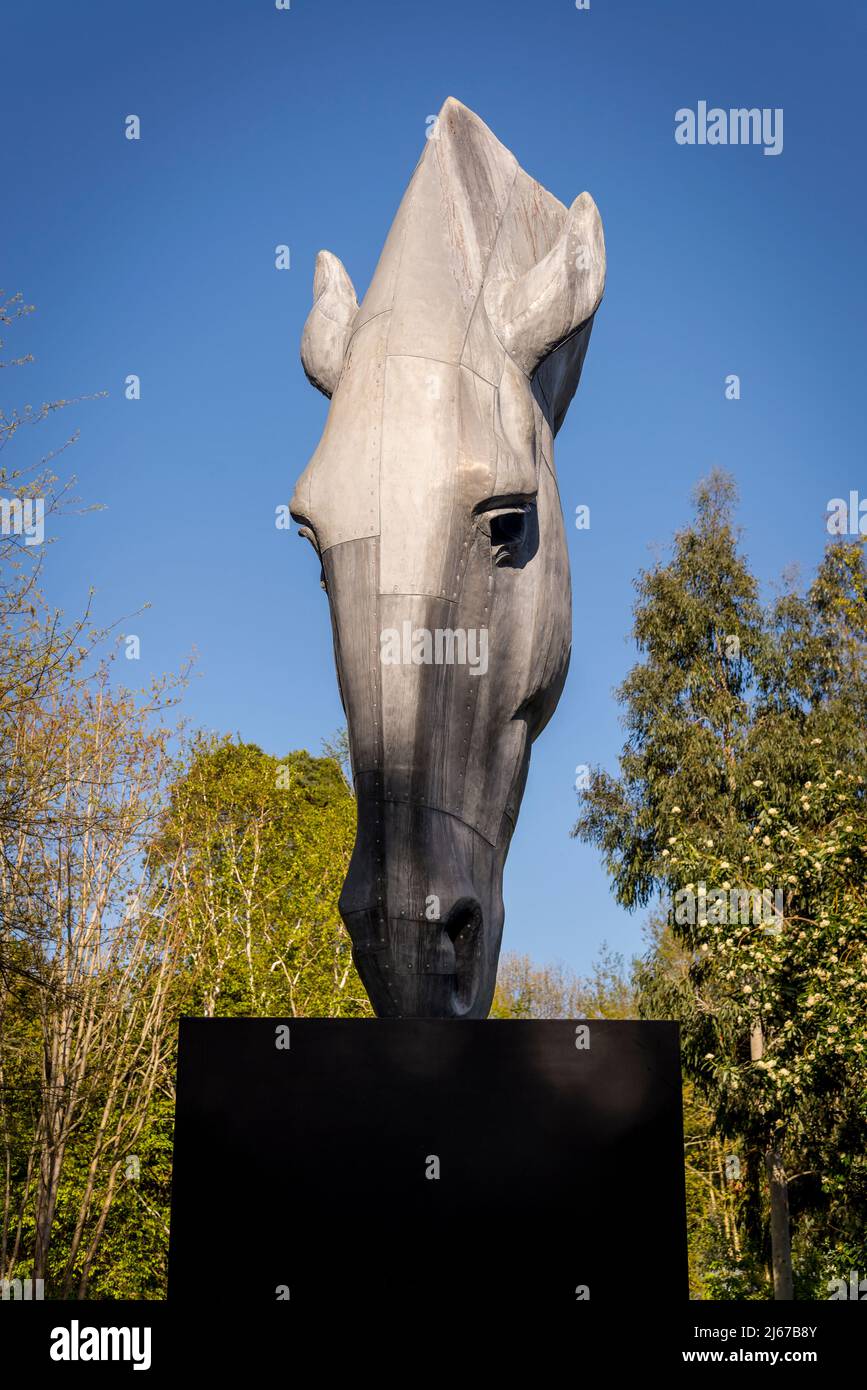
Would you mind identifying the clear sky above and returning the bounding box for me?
[3,0,864,974]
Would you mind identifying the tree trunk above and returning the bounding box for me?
[750,1020,794,1299]
[765,1148,794,1299]
[33,1143,63,1284]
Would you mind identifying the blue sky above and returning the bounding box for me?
[3,0,864,974]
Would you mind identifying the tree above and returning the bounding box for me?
[148,735,370,1020]
[0,294,371,1299]
[491,944,637,1019]
[321,726,353,793]
[0,293,188,1295]
[574,470,867,1298]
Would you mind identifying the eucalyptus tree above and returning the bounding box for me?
[574,471,867,1298]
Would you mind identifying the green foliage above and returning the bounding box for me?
[575,470,867,1295]
[18,1093,176,1301]
[150,734,371,1019]
[1,296,373,1299]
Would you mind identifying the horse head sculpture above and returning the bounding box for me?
[291,97,605,1018]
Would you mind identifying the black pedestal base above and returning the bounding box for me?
[168,1018,688,1306]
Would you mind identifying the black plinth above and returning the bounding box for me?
[168,1018,688,1306]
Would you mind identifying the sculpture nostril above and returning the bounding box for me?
[444,900,480,945]
[442,900,483,1014]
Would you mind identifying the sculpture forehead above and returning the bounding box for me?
[299,341,548,593]
[291,99,566,575]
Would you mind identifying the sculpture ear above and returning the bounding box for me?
[300,250,359,398]
[483,192,605,378]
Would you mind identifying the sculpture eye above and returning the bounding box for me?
[489,510,527,548]
[480,499,535,566]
